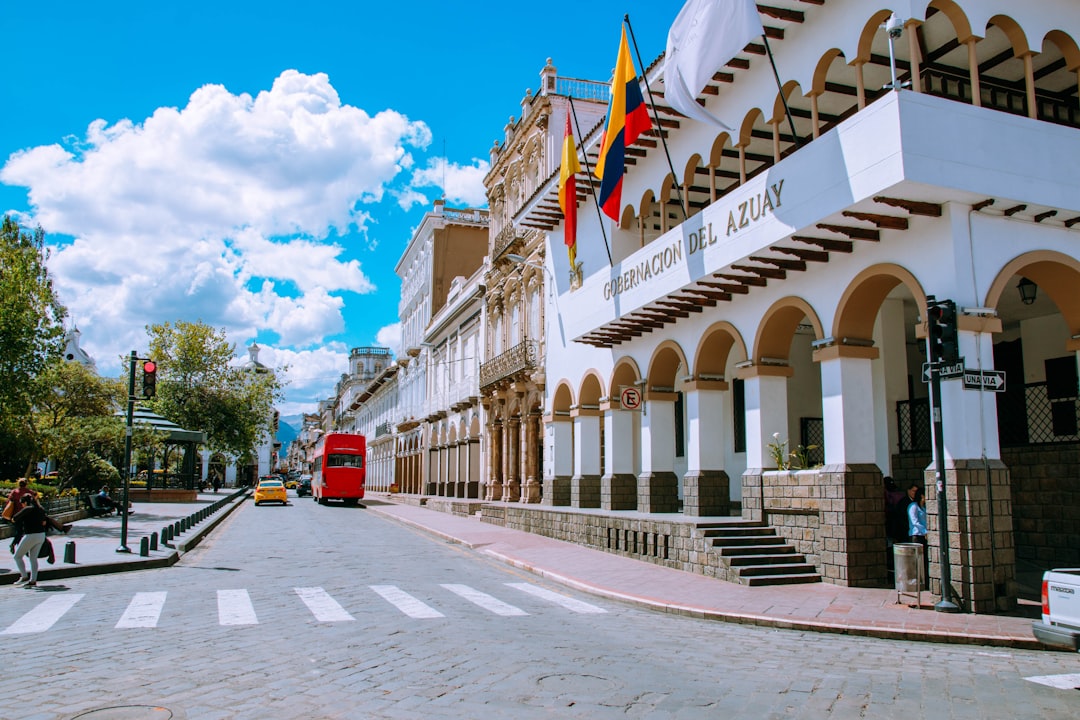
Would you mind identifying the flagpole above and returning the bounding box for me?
[762,35,801,148]
[567,96,613,266]
[624,13,687,222]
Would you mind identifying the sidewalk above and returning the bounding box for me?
[362,497,1052,652]
[0,489,248,583]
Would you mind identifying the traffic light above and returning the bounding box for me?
[142,360,157,398]
[928,300,959,365]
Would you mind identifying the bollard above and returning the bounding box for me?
[173,521,181,536]
[139,536,149,557]
[162,526,172,544]
[150,532,158,551]
[64,541,76,564]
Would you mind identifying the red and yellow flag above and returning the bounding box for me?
[558,113,581,269]
[595,25,652,221]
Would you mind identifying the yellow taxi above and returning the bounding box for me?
[253,477,288,506]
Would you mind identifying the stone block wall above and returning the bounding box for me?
[741,466,886,587]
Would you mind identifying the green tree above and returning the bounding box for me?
[31,360,135,491]
[146,321,286,459]
[0,216,67,475]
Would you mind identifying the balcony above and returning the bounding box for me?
[493,224,522,260]
[480,341,537,391]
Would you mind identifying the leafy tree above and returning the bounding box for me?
[30,360,136,491]
[0,216,67,457]
[146,320,286,459]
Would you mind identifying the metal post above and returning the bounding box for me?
[927,297,960,612]
[118,351,136,553]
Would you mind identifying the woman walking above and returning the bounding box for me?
[10,494,69,588]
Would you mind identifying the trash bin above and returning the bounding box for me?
[894,542,923,605]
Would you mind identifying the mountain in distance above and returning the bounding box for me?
[277,415,301,446]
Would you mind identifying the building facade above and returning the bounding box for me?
[481,60,608,504]
[394,200,490,495]
[519,0,1080,612]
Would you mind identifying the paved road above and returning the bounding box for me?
[2,493,1078,719]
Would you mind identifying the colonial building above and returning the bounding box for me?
[351,357,399,493]
[480,60,608,504]
[514,0,1080,613]
[421,267,486,499]
[394,199,489,495]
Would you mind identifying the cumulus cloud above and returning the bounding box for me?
[410,157,490,207]
[375,323,402,356]
[1,69,428,393]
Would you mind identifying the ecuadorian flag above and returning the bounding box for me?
[595,25,652,221]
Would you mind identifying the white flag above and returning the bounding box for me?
[664,0,765,129]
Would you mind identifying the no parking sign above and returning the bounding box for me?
[619,386,642,410]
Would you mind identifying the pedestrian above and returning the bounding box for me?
[10,494,70,588]
[907,484,929,586]
[2,479,37,522]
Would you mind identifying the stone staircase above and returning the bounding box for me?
[697,521,822,586]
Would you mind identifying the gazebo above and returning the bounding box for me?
[117,406,207,500]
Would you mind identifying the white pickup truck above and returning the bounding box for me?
[1033,569,1080,651]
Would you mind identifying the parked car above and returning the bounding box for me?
[296,477,312,497]
[253,477,288,506]
[1033,568,1080,650]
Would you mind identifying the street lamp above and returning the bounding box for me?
[1017,277,1037,305]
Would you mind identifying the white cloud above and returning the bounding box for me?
[1,70,429,403]
[375,323,402,356]
[410,157,490,207]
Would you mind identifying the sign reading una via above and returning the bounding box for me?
[921,359,965,383]
[962,369,1006,392]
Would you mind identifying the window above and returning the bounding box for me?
[733,379,746,453]
[674,392,685,458]
[327,453,364,469]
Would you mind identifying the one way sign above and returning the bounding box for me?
[962,369,1006,392]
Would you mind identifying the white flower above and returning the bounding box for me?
[772,433,781,440]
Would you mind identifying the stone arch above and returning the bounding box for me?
[551,380,574,415]
[694,321,748,378]
[469,413,480,438]
[754,297,825,361]
[738,108,765,148]
[1045,29,1080,71]
[709,132,733,167]
[579,371,604,406]
[771,79,803,125]
[855,10,895,63]
[811,49,845,96]
[986,14,1030,56]
[834,264,928,341]
[985,251,1080,339]
[646,340,689,390]
[609,357,643,399]
[927,0,977,43]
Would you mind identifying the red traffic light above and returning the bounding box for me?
[143,361,156,374]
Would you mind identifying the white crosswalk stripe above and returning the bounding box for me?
[217,589,258,625]
[295,587,354,622]
[370,585,445,618]
[116,591,167,628]
[441,583,528,616]
[2,594,85,635]
[505,582,607,613]
[0,583,608,633]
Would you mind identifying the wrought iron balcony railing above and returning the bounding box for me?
[480,341,536,390]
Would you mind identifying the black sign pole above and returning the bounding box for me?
[926,298,960,612]
[117,350,135,553]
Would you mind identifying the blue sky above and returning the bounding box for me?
[2,1,679,416]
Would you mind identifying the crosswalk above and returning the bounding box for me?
[1,582,607,634]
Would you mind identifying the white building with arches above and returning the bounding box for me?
[517,0,1080,612]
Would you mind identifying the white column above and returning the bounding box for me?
[573,413,601,476]
[685,386,726,474]
[742,370,790,469]
[604,408,635,475]
[820,355,878,465]
[551,419,573,477]
[641,398,675,474]
[941,330,1001,461]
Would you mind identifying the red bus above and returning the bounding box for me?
[312,433,366,505]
